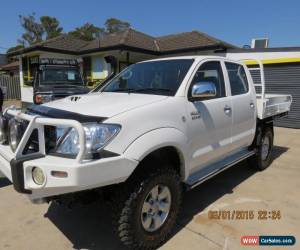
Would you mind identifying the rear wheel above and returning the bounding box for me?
[249,127,274,170]
[111,167,182,250]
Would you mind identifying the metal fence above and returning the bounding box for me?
[0,75,21,100]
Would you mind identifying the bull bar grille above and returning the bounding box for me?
[4,109,86,163]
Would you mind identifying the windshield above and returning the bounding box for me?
[39,67,83,86]
[102,59,194,96]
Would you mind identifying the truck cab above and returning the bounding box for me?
[23,58,89,106]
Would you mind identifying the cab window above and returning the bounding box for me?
[225,62,249,95]
[189,61,226,99]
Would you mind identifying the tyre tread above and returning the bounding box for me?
[111,167,182,250]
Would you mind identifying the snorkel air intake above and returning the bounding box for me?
[92,56,118,92]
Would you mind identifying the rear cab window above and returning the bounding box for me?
[225,62,249,96]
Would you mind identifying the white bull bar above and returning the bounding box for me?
[6,109,86,163]
[1,108,138,201]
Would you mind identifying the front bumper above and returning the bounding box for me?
[0,109,138,202]
[0,143,138,201]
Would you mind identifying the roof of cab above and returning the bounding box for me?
[138,55,227,63]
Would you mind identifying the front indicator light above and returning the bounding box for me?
[51,171,68,178]
[32,167,45,185]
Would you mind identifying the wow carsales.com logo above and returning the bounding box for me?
[241,236,296,246]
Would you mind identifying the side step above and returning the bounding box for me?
[186,150,255,190]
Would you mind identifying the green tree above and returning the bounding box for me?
[40,16,63,39]
[104,18,130,33]
[69,23,105,41]
[19,13,44,45]
[6,44,25,54]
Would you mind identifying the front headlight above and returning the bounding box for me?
[56,123,121,159]
[35,94,53,104]
[8,119,24,152]
[56,127,80,155]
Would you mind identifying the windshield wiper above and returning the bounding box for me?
[133,88,173,93]
[108,88,173,94]
[110,88,136,92]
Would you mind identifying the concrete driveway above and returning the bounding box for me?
[0,127,299,250]
[2,100,21,110]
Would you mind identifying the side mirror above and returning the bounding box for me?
[191,81,217,99]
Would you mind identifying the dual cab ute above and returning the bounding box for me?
[0,56,292,249]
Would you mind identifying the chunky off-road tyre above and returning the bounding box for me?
[111,167,182,250]
[248,127,274,170]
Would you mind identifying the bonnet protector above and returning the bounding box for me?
[27,105,107,123]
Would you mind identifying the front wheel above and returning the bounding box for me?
[249,127,274,170]
[111,168,182,249]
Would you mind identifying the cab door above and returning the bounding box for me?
[185,60,233,174]
[224,62,256,150]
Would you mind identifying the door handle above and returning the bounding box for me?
[250,102,255,109]
[224,106,232,114]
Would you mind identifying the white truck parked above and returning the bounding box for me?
[0,56,292,249]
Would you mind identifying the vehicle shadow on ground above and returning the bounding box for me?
[272,145,289,160]
[175,145,288,224]
[0,178,11,188]
[45,145,288,250]
[46,201,125,250]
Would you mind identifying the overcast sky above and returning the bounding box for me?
[1,0,300,53]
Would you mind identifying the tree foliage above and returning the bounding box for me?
[12,15,131,50]
[19,13,44,46]
[69,23,105,41]
[40,16,63,39]
[69,18,131,40]
[6,44,25,54]
[104,18,131,33]
[18,14,64,46]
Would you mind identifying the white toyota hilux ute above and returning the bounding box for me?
[0,56,292,249]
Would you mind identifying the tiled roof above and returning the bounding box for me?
[0,60,19,70]
[121,29,158,51]
[38,34,90,52]
[8,28,236,56]
[156,31,233,52]
[81,29,159,52]
[8,34,89,55]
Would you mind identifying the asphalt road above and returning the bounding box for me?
[0,118,299,249]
